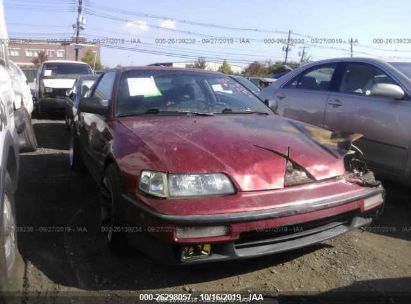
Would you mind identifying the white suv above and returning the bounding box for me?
[0,1,23,286]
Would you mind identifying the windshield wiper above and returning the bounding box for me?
[216,108,269,115]
[118,108,214,117]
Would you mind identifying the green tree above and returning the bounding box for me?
[81,48,104,70]
[218,59,233,74]
[243,61,267,76]
[193,57,207,69]
[31,51,48,66]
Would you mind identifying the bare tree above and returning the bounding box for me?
[194,57,207,69]
[31,51,48,66]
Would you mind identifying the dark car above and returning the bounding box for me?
[65,75,98,128]
[70,67,384,264]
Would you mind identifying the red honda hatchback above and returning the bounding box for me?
[70,67,384,264]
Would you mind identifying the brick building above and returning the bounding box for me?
[8,37,100,68]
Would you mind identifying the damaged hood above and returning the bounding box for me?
[119,115,350,191]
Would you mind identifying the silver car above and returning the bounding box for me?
[258,58,411,185]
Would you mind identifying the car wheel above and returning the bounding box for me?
[101,164,128,252]
[18,110,38,153]
[69,129,85,173]
[0,172,18,285]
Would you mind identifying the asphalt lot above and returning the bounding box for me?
[5,118,411,302]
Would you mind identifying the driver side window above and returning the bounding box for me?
[339,63,396,96]
[285,64,336,91]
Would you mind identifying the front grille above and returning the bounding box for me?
[43,88,68,99]
[234,211,356,249]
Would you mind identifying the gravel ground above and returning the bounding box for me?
[3,119,411,303]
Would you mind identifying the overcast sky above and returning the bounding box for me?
[5,0,411,67]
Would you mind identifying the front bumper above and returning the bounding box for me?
[121,183,384,264]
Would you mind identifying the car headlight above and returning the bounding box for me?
[138,171,235,198]
[284,160,314,187]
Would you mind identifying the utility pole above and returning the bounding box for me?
[74,0,83,61]
[283,30,292,65]
[350,38,353,57]
[299,46,307,63]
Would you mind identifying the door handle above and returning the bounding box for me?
[276,93,286,100]
[328,99,342,107]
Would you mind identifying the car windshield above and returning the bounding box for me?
[116,70,270,116]
[42,63,92,76]
[390,62,411,79]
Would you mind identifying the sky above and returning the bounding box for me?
[4,0,411,68]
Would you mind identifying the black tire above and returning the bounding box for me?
[18,110,38,153]
[0,172,18,287]
[69,129,86,173]
[101,164,128,253]
[65,114,71,130]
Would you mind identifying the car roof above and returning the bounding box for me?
[43,60,90,65]
[302,57,390,66]
[109,66,224,75]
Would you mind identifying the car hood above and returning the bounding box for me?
[119,115,347,191]
[42,78,76,89]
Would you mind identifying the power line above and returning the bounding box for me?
[84,0,297,36]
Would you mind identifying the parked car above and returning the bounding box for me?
[71,67,384,264]
[248,76,277,89]
[8,60,37,152]
[0,1,24,286]
[258,57,411,185]
[65,75,98,128]
[229,75,260,94]
[33,60,93,117]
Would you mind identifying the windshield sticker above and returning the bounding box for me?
[212,84,233,94]
[127,77,162,97]
[44,69,52,76]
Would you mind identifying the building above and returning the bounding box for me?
[148,61,242,74]
[8,37,100,68]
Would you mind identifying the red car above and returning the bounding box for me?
[70,67,384,264]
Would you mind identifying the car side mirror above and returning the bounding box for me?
[79,97,108,115]
[368,83,405,100]
[264,99,278,113]
[66,89,75,99]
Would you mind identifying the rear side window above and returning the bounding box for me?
[339,63,396,96]
[93,72,116,101]
[285,64,336,91]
